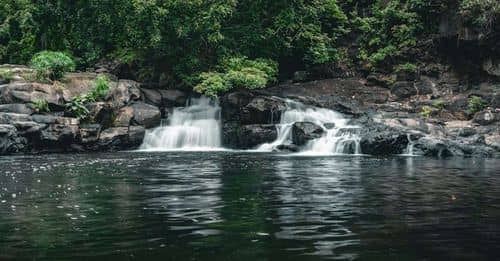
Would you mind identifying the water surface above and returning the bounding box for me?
[1,153,499,260]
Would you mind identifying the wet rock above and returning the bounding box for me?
[131,102,161,128]
[360,131,410,155]
[87,102,114,128]
[158,89,187,107]
[0,112,32,124]
[39,124,79,148]
[223,123,277,149]
[98,126,144,150]
[366,73,392,88]
[413,137,495,157]
[291,122,324,146]
[0,124,25,154]
[276,144,300,152]
[79,124,101,144]
[141,88,162,106]
[391,81,417,100]
[458,127,476,137]
[0,104,34,115]
[240,96,287,124]
[473,110,499,125]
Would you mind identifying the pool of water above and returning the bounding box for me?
[1,152,499,260]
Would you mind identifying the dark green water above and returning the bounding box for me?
[0,153,499,260]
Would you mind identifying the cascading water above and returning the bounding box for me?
[401,133,416,156]
[258,100,362,155]
[139,97,223,151]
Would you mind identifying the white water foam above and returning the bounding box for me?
[257,100,362,155]
[139,97,224,151]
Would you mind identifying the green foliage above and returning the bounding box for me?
[88,75,111,101]
[66,95,90,120]
[431,99,446,110]
[460,0,500,29]
[0,69,13,83]
[65,75,112,119]
[33,99,49,113]
[30,51,75,81]
[194,57,277,97]
[467,96,488,114]
[421,105,433,118]
[395,63,418,74]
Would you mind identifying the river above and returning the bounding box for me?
[1,152,499,260]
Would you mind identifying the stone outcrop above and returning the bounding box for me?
[291,122,324,146]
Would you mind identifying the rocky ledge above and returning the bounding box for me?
[0,65,186,154]
[1,64,499,157]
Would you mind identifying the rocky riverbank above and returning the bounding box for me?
[1,64,499,157]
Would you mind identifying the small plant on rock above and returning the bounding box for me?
[88,75,111,101]
[30,51,75,81]
[467,96,488,114]
[0,69,13,83]
[421,105,433,118]
[33,99,50,113]
[66,95,90,120]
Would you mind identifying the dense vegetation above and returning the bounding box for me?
[1,0,499,95]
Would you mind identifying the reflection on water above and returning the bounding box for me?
[0,153,500,260]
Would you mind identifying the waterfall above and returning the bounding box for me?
[401,134,416,156]
[257,100,362,155]
[139,97,223,151]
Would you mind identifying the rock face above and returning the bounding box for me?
[0,67,155,155]
[291,122,324,146]
[223,123,277,149]
[473,110,499,125]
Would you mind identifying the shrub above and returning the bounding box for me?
[194,56,278,97]
[193,73,231,98]
[30,51,75,81]
[88,75,111,101]
[0,69,13,83]
[467,96,488,114]
[421,105,432,118]
[66,95,90,120]
[431,99,446,110]
[33,99,50,113]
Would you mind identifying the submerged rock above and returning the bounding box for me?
[291,122,324,146]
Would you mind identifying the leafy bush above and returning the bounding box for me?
[33,99,50,113]
[88,75,111,101]
[431,99,446,110]
[66,95,90,120]
[467,96,488,114]
[0,69,13,83]
[64,75,112,120]
[194,56,278,97]
[460,0,500,29]
[30,51,75,81]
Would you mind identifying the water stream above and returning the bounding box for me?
[140,97,223,151]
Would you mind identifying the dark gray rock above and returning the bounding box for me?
[97,126,145,150]
[79,124,102,144]
[473,111,499,125]
[38,124,79,149]
[415,78,434,95]
[87,102,115,128]
[107,79,141,106]
[0,104,34,114]
[158,89,187,107]
[360,131,410,155]
[223,123,277,149]
[276,144,300,152]
[141,88,162,106]
[240,96,287,124]
[391,81,417,100]
[458,127,476,137]
[0,124,25,154]
[131,102,161,128]
[291,122,324,146]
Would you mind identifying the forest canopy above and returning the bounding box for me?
[1,0,499,94]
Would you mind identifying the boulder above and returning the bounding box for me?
[86,102,114,128]
[291,122,324,146]
[391,81,417,100]
[240,96,287,124]
[114,106,134,127]
[0,124,25,154]
[360,131,410,155]
[158,89,187,107]
[223,123,277,149]
[0,104,34,115]
[107,79,141,106]
[38,124,79,147]
[0,82,64,107]
[473,110,499,125]
[131,102,161,128]
[141,88,162,106]
[98,126,145,150]
[79,124,101,144]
